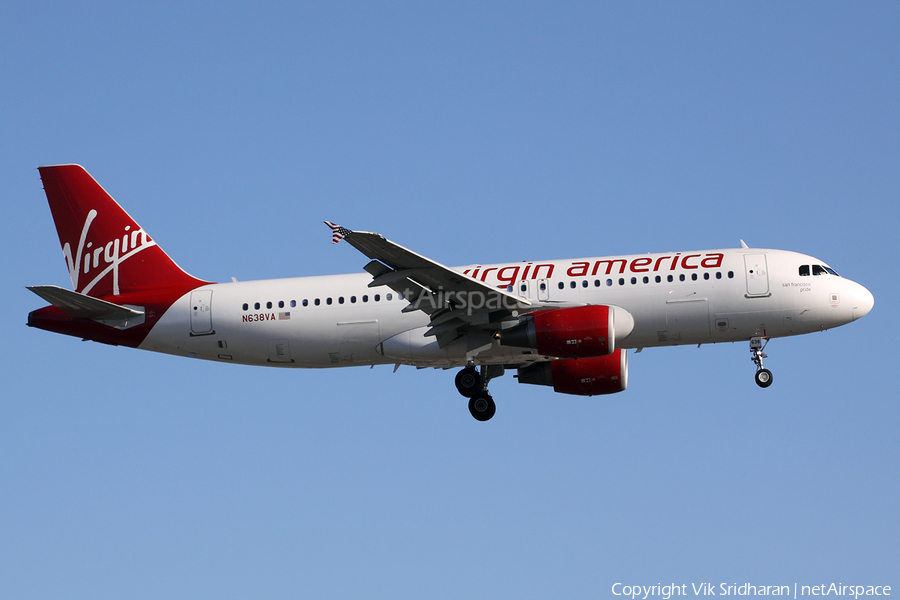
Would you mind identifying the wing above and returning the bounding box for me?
[325,223,577,354]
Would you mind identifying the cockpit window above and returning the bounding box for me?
[799,265,810,276]
[812,264,841,277]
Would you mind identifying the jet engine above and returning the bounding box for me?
[500,305,633,359]
[516,350,628,396]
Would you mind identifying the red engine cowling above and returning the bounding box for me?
[517,350,628,396]
[501,305,614,359]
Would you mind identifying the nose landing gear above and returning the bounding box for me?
[455,363,501,421]
[750,337,773,388]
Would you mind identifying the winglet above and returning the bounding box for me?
[325,221,352,244]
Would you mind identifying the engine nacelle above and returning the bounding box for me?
[501,305,632,359]
[517,350,628,396]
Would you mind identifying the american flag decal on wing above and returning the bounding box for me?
[324,221,352,244]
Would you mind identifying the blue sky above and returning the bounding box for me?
[2,2,897,598]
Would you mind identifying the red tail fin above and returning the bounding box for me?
[38,165,207,297]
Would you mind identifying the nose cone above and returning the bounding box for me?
[851,283,875,321]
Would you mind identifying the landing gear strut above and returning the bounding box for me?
[750,337,773,388]
[455,363,502,421]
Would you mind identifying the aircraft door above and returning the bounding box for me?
[190,289,214,335]
[744,254,770,297]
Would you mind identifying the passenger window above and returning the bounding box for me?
[520,284,527,292]
[290,300,296,308]
[691,273,698,281]
[363,295,368,302]
[799,265,810,276]
[374,294,380,302]
[558,282,564,290]
[338,297,344,304]
[642,276,649,284]
[679,274,685,282]
[314,299,320,306]
[582,280,588,288]
[254,302,260,310]
[242,303,248,311]
[278,300,284,308]
[302,299,308,307]
[655,275,661,283]
[619,278,625,286]
[728,271,734,278]
[386,294,392,301]
[607,279,613,286]
[326,298,332,305]
[630,277,637,285]
[539,283,546,291]
[570,281,576,289]
[716,272,722,280]
[266,301,273,309]
[703,273,709,280]
[667,275,673,283]
[350,296,356,303]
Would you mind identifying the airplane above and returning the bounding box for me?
[27,165,875,421]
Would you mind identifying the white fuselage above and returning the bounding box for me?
[140,248,872,368]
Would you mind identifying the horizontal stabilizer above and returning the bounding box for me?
[27,285,145,329]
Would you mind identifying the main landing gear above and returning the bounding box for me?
[455,363,501,421]
[750,337,773,388]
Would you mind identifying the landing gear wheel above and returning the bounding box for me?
[749,337,773,389]
[468,392,496,421]
[455,367,483,397]
[755,368,773,388]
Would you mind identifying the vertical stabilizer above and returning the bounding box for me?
[38,165,207,297]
